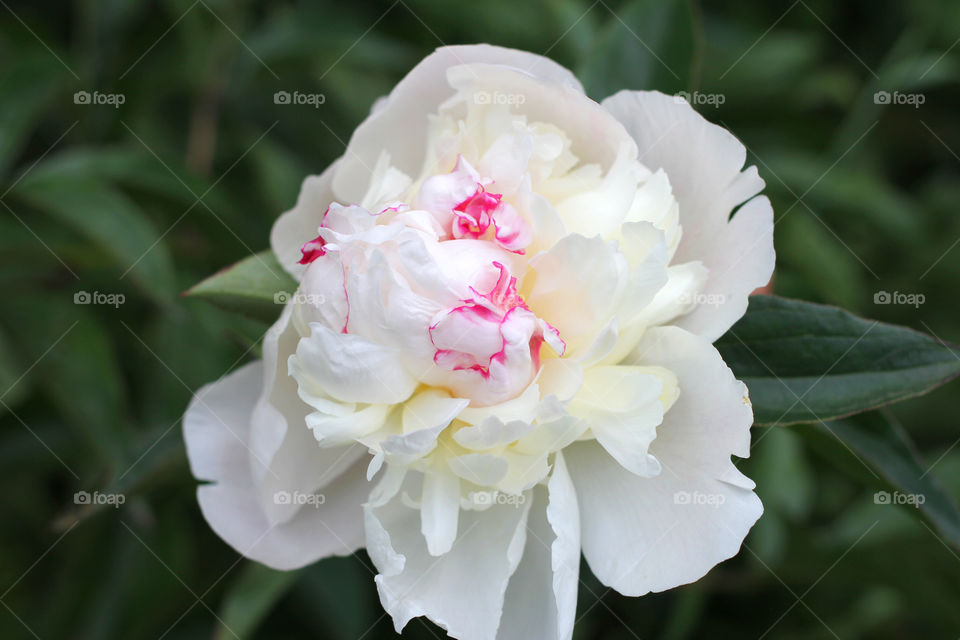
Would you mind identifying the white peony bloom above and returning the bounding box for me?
[184,44,774,640]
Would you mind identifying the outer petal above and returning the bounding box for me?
[676,196,774,340]
[270,158,342,278]
[498,452,580,640]
[366,473,532,640]
[333,45,584,204]
[249,303,367,525]
[184,361,370,570]
[602,90,774,341]
[565,326,762,595]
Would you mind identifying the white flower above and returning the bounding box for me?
[184,44,774,640]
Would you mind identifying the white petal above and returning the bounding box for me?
[416,155,480,212]
[602,90,774,340]
[185,362,265,487]
[403,388,470,433]
[497,451,553,495]
[380,424,445,465]
[370,389,469,466]
[421,469,461,556]
[624,261,709,333]
[627,327,755,468]
[520,187,567,253]
[675,196,774,341]
[305,404,390,447]
[334,45,584,204]
[443,62,633,173]
[573,316,618,367]
[360,150,413,211]
[512,413,586,458]
[527,234,628,354]
[457,381,542,426]
[343,240,446,354]
[294,255,349,334]
[290,323,417,405]
[184,361,370,570]
[536,359,583,403]
[569,365,676,477]
[498,452,580,640]
[366,473,532,640]
[454,416,538,451]
[249,304,366,525]
[270,162,341,278]
[623,169,682,258]
[448,453,510,486]
[616,221,670,323]
[555,142,642,238]
[546,453,581,640]
[565,327,761,595]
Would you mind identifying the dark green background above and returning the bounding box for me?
[1,0,959,638]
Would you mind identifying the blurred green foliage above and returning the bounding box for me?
[1,0,959,638]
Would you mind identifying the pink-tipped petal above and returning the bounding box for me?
[298,234,328,264]
[491,203,533,253]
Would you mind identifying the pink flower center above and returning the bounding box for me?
[430,262,564,389]
[452,187,501,238]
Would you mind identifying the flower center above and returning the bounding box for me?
[429,261,563,403]
[417,156,533,253]
[452,187,499,236]
[293,157,562,407]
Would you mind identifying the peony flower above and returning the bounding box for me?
[184,44,774,640]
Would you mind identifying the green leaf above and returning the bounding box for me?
[186,250,295,323]
[803,412,960,550]
[717,295,960,425]
[215,563,301,640]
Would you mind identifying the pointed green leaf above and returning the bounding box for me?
[186,251,295,323]
[717,296,960,425]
